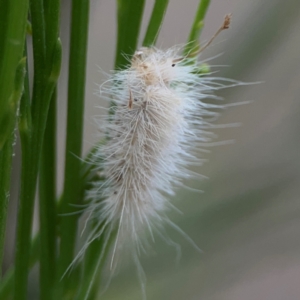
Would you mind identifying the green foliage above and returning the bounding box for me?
[143,0,169,47]
[0,0,28,144]
[185,0,210,54]
[115,0,146,69]
[0,1,211,299]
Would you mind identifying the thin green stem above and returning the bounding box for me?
[115,0,145,69]
[0,57,26,276]
[44,0,60,57]
[29,0,46,112]
[0,146,98,299]
[14,1,46,298]
[14,0,61,298]
[57,0,90,296]
[75,229,116,300]
[109,0,145,114]
[142,0,169,47]
[0,269,13,300]
[0,140,14,277]
[39,91,57,300]
[0,235,40,300]
[184,0,210,55]
[15,80,59,300]
[18,46,32,141]
[38,0,60,299]
[0,0,28,144]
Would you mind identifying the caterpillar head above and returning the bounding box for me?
[131,47,181,86]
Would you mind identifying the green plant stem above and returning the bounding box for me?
[15,87,53,300]
[0,59,26,151]
[0,138,15,277]
[0,268,13,300]
[109,0,145,114]
[0,235,39,300]
[14,1,46,298]
[0,147,100,299]
[18,48,32,141]
[184,0,210,55]
[15,79,59,300]
[0,56,26,276]
[29,0,46,110]
[38,0,60,298]
[39,91,57,300]
[14,0,61,298]
[75,228,116,300]
[115,0,145,69]
[57,0,90,296]
[0,0,28,144]
[142,0,169,47]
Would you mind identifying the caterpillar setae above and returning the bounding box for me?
[74,14,237,296]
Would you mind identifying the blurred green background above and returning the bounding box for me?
[5,0,300,299]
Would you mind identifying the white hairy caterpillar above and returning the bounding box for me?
[74,15,239,295]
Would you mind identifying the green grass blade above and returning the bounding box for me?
[39,91,58,300]
[14,1,61,298]
[38,0,60,298]
[0,0,28,143]
[0,139,15,278]
[75,228,116,300]
[0,57,26,276]
[0,235,40,299]
[184,0,210,55]
[0,142,13,278]
[57,0,90,296]
[14,1,46,297]
[142,0,169,47]
[115,0,145,69]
